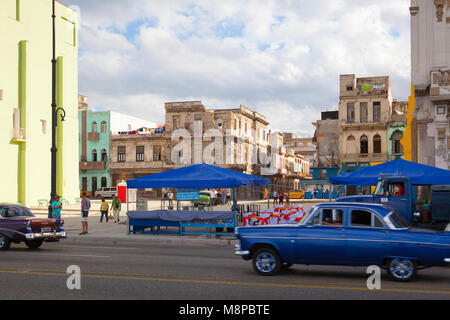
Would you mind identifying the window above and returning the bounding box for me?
[92,149,97,162]
[373,102,381,122]
[101,149,107,162]
[194,114,202,121]
[311,209,344,226]
[92,177,97,192]
[391,131,403,155]
[173,116,180,130]
[101,177,107,188]
[350,210,384,228]
[347,135,355,141]
[117,146,126,162]
[40,120,47,134]
[101,121,107,133]
[437,105,446,115]
[360,135,368,154]
[346,86,353,91]
[92,122,98,133]
[373,134,381,154]
[360,102,368,123]
[136,146,144,162]
[153,145,161,161]
[347,103,355,124]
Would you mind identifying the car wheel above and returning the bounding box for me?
[387,258,417,282]
[25,239,43,250]
[252,247,281,276]
[0,234,11,251]
[97,194,102,199]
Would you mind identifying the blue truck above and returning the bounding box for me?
[336,176,450,228]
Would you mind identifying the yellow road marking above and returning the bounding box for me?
[1,267,450,295]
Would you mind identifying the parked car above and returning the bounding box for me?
[288,190,305,199]
[0,204,66,250]
[235,202,450,282]
[96,187,117,199]
[194,191,215,207]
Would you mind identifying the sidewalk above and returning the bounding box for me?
[33,209,237,247]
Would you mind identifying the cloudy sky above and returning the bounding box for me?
[64,0,411,137]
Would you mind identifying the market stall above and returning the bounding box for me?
[126,164,270,236]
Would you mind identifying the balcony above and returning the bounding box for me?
[430,70,450,100]
[10,127,26,144]
[88,132,99,141]
[341,153,388,163]
[79,161,106,171]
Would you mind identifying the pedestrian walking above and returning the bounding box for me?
[226,189,232,205]
[210,189,216,207]
[112,195,121,223]
[286,192,290,205]
[51,195,62,220]
[264,188,268,200]
[80,192,91,235]
[279,192,284,205]
[168,190,174,207]
[273,190,278,205]
[100,197,109,223]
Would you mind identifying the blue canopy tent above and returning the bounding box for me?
[329,159,450,186]
[127,163,270,189]
[126,164,270,236]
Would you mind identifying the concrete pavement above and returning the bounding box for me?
[31,199,317,246]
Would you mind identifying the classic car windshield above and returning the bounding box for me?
[387,211,411,229]
[0,206,35,218]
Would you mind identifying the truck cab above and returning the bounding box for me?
[337,176,415,224]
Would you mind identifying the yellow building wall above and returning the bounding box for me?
[0,0,79,206]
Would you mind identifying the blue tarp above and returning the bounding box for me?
[329,159,450,186]
[127,163,271,189]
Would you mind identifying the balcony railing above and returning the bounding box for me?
[79,161,106,171]
[341,153,388,163]
[88,132,99,141]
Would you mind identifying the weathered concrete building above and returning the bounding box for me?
[282,135,316,166]
[410,0,450,169]
[312,111,340,168]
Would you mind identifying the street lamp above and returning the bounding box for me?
[48,0,66,217]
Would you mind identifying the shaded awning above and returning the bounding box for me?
[127,164,270,189]
[330,159,450,186]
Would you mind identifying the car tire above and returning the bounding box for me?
[97,194,102,199]
[0,234,11,251]
[25,239,43,250]
[387,258,417,282]
[252,247,281,276]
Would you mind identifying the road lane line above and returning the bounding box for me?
[0,268,450,295]
[56,245,138,250]
[4,252,110,258]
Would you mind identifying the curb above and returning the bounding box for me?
[63,234,238,247]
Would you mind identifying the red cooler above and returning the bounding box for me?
[117,181,127,203]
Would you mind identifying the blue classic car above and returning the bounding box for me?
[235,203,450,282]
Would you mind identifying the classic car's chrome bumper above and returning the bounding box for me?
[25,231,66,240]
[444,258,450,263]
[234,244,250,256]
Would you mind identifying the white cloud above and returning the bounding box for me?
[65,0,411,137]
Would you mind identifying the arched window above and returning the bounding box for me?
[373,134,382,154]
[101,149,107,162]
[101,177,107,188]
[360,135,368,154]
[101,121,107,133]
[391,131,404,155]
[92,149,97,162]
[347,135,355,141]
[92,122,98,133]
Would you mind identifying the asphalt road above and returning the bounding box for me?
[1,238,450,300]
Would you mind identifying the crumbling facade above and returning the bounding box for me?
[410,0,450,170]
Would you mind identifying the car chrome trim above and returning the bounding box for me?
[239,236,450,247]
[235,250,250,256]
[25,231,66,240]
[445,258,450,263]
